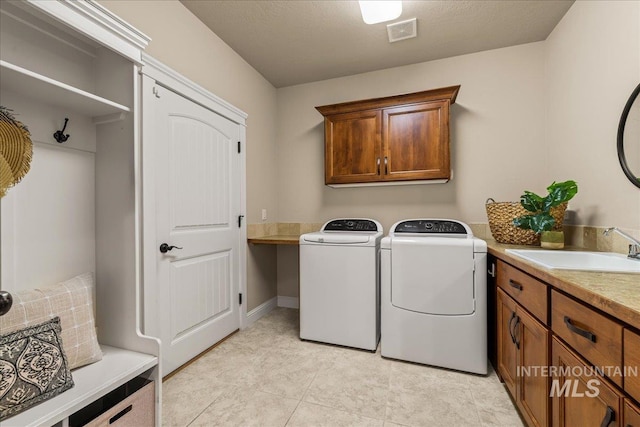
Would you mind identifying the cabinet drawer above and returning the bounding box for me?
[624,328,640,403]
[85,382,155,427]
[626,399,640,427]
[552,291,623,386]
[497,260,548,323]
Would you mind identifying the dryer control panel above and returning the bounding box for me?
[394,220,468,234]
[323,219,379,232]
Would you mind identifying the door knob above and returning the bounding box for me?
[160,243,183,253]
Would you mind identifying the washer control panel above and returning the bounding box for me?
[323,219,379,232]
[394,220,468,234]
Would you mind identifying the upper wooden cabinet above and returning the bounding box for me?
[316,86,460,186]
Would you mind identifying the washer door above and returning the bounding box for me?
[390,237,475,315]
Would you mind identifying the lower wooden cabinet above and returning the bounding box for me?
[494,257,640,427]
[497,288,550,427]
[551,337,623,427]
[625,400,640,427]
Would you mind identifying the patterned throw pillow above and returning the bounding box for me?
[0,273,102,370]
[0,317,74,421]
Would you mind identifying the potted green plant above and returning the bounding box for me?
[513,180,578,249]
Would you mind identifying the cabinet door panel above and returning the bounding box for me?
[517,306,550,427]
[497,288,518,398]
[324,110,381,184]
[551,337,622,427]
[624,329,640,403]
[382,101,449,180]
[625,399,640,427]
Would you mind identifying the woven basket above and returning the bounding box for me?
[485,198,567,245]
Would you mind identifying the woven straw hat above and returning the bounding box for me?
[0,107,32,198]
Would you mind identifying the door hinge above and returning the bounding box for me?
[238,215,244,228]
[237,141,241,153]
[239,293,243,305]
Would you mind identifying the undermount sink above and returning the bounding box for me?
[505,249,640,273]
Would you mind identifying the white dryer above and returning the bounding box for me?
[380,219,488,374]
[299,219,383,351]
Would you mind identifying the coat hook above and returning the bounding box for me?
[53,118,70,143]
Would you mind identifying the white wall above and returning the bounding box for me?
[276,42,547,233]
[545,0,640,230]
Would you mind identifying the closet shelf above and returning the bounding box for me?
[0,60,130,119]
[7,345,157,427]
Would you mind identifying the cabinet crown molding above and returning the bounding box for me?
[24,0,150,63]
[315,85,460,116]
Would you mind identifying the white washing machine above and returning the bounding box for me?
[299,218,383,351]
[381,219,488,374]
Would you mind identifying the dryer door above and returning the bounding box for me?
[391,237,475,315]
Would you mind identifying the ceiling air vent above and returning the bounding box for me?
[387,18,417,43]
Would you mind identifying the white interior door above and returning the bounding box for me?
[145,82,241,375]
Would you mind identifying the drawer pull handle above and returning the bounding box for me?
[509,280,523,291]
[508,311,517,344]
[513,315,521,349]
[109,404,133,424]
[564,316,596,343]
[600,406,615,427]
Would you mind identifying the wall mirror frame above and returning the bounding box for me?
[618,83,640,189]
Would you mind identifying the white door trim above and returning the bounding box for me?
[140,53,247,124]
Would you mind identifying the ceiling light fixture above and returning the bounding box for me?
[358,1,402,25]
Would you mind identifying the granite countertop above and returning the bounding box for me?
[487,240,640,330]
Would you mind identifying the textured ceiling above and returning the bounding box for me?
[180,0,574,88]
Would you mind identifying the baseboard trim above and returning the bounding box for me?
[277,296,299,309]
[245,297,277,327]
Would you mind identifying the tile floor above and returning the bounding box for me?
[162,308,525,427]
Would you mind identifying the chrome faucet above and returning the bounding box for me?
[603,227,640,260]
